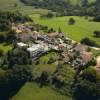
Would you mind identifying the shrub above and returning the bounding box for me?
[81,38,99,47]
[93,15,100,22]
[94,31,100,38]
[68,18,76,25]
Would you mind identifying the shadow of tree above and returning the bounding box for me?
[0,80,26,100]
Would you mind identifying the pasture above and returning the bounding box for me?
[11,82,72,100]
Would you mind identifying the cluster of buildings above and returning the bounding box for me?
[15,24,68,60]
[13,23,96,68]
[72,44,92,67]
[60,44,93,67]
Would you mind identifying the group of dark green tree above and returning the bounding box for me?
[0,11,33,99]
[0,11,32,32]
[0,46,33,99]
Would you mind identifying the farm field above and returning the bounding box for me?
[11,82,72,100]
[30,15,100,45]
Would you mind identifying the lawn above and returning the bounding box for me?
[11,82,72,100]
[30,15,100,45]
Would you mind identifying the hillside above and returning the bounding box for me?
[11,82,72,100]
[0,0,99,100]
[0,0,50,15]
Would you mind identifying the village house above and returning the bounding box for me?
[58,44,66,51]
[12,23,32,33]
[37,34,53,44]
[72,51,92,67]
[74,44,88,52]
[80,51,92,64]
[17,42,28,48]
[16,33,32,42]
[47,32,65,38]
[61,50,70,63]
[27,43,49,60]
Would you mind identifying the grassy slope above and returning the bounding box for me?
[11,82,72,100]
[31,15,100,45]
[0,0,49,15]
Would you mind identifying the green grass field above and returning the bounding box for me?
[11,82,72,100]
[0,43,12,53]
[31,15,100,45]
[0,0,50,15]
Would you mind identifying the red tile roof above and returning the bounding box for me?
[80,51,92,63]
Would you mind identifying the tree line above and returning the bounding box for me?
[20,0,100,19]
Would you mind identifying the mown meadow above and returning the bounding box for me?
[11,82,72,100]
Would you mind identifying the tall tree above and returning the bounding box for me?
[80,0,88,7]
